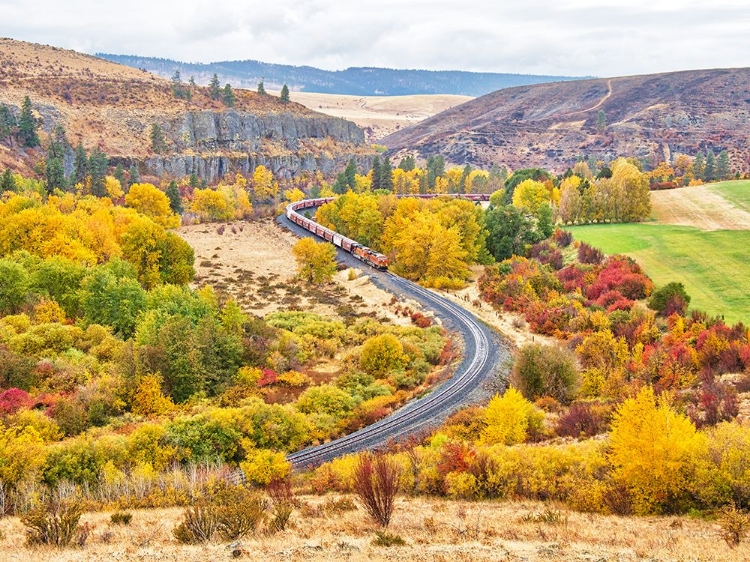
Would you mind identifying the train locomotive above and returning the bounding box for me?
[285,193,491,270]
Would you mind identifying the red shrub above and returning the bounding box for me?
[555,402,609,438]
[0,388,30,416]
[552,229,573,247]
[257,369,278,387]
[410,312,432,328]
[578,242,604,265]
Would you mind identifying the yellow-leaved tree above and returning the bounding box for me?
[292,237,337,284]
[131,374,175,416]
[481,388,544,446]
[359,333,407,377]
[252,165,278,200]
[190,188,234,222]
[608,386,703,514]
[125,183,179,227]
[0,424,47,489]
[512,179,550,214]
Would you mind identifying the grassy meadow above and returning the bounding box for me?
[709,179,750,213]
[567,223,750,324]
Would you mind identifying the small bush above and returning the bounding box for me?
[214,485,267,540]
[578,242,604,265]
[556,402,610,437]
[720,505,749,548]
[267,478,295,533]
[110,511,132,525]
[269,503,293,533]
[21,498,84,547]
[173,501,219,544]
[371,530,406,547]
[511,343,580,404]
[553,229,573,247]
[353,452,401,527]
[649,282,691,317]
[520,508,568,525]
[324,496,358,515]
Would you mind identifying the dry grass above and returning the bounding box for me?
[0,496,745,561]
[177,218,420,325]
[650,183,750,230]
[270,90,473,142]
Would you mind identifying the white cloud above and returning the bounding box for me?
[2,0,750,76]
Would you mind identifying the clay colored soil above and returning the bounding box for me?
[0,496,745,562]
[270,91,473,142]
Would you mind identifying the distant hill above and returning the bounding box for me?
[382,68,750,173]
[0,38,372,181]
[95,54,585,97]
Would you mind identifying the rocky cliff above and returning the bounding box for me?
[0,38,373,181]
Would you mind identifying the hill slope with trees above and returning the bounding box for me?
[383,68,750,174]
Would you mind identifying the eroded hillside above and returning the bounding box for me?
[383,68,750,173]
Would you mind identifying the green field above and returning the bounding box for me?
[567,223,750,324]
[708,180,750,213]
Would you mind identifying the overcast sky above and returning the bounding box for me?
[3,0,750,77]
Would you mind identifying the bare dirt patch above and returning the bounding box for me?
[651,184,750,230]
[0,496,743,562]
[176,219,416,325]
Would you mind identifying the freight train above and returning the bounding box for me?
[285,193,492,270]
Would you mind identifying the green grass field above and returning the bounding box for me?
[708,180,750,213]
[567,223,750,324]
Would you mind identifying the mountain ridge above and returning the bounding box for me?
[96,53,588,97]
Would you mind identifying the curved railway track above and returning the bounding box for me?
[279,196,508,470]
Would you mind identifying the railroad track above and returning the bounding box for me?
[279,208,505,470]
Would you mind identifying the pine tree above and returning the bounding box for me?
[113,163,125,187]
[170,69,182,98]
[0,104,16,146]
[257,81,266,95]
[398,155,415,172]
[208,74,221,100]
[596,109,607,132]
[371,155,381,190]
[1,168,15,192]
[344,159,357,190]
[280,84,290,104]
[223,84,235,107]
[73,142,88,186]
[693,151,705,181]
[426,155,445,190]
[89,147,109,197]
[45,125,68,194]
[716,150,730,180]
[18,96,39,148]
[128,164,140,185]
[150,123,167,153]
[704,149,716,182]
[380,156,394,191]
[189,172,199,188]
[166,180,183,214]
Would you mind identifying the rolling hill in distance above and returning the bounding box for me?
[383,68,750,173]
[96,53,586,97]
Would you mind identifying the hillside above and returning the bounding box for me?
[383,68,750,173]
[96,53,585,97]
[0,38,371,181]
[268,91,473,142]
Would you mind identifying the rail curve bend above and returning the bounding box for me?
[280,195,507,469]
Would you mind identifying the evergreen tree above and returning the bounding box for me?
[426,155,445,190]
[189,172,199,188]
[73,141,88,186]
[704,149,716,182]
[208,74,221,100]
[596,109,607,132]
[0,104,16,145]
[371,155,381,190]
[257,81,266,95]
[380,156,393,191]
[171,69,182,96]
[222,84,235,107]
[0,168,15,193]
[280,84,290,104]
[692,151,705,181]
[45,126,69,194]
[716,150,730,180]
[332,173,348,195]
[113,163,126,187]
[89,147,109,197]
[398,155,415,172]
[166,180,184,214]
[150,123,167,153]
[18,96,39,148]
[344,159,357,190]
[128,164,140,185]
